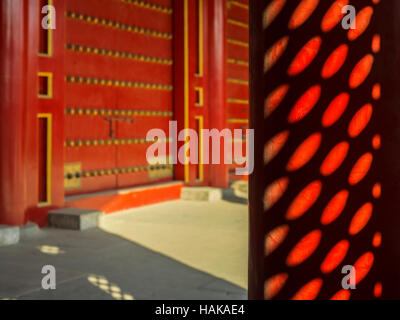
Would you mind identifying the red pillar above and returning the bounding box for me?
[173,0,187,183]
[208,0,228,188]
[0,0,28,226]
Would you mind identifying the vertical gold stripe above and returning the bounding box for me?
[38,72,53,98]
[184,0,189,182]
[196,0,204,77]
[38,0,53,57]
[194,87,204,106]
[38,113,52,206]
[48,0,53,56]
[195,115,204,181]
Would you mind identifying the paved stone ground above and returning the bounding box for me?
[0,192,248,300]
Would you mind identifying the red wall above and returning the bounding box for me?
[0,0,239,226]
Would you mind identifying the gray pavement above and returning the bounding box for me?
[0,195,248,300]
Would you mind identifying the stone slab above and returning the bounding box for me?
[48,208,103,231]
[181,187,222,202]
[0,226,19,246]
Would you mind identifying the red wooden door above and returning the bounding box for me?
[64,0,174,196]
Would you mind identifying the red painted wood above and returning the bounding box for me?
[64,0,174,195]
[173,0,186,182]
[174,0,211,186]
[208,0,228,188]
[226,1,249,183]
[25,0,66,227]
[0,0,241,226]
[66,182,184,213]
[0,0,29,226]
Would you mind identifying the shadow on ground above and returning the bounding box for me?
[222,189,248,205]
[222,181,248,205]
[0,228,247,300]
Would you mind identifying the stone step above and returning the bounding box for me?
[48,208,104,231]
[181,187,222,202]
[0,225,19,246]
[230,181,248,200]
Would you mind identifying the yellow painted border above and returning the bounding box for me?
[37,113,52,206]
[38,72,53,99]
[227,38,249,48]
[227,58,249,67]
[227,98,249,104]
[38,0,53,57]
[230,1,248,10]
[194,115,204,182]
[227,19,248,29]
[195,87,204,106]
[227,78,249,85]
[195,0,203,77]
[227,118,249,124]
[184,0,189,183]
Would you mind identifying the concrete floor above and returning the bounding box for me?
[0,194,248,300]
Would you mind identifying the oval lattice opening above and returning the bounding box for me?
[320,141,349,176]
[264,273,288,299]
[321,44,348,79]
[265,84,290,117]
[289,0,320,30]
[374,282,382,298]
[265,224,289,255]
[322,93,350,127]
[288,37,322,76]
[263,0,287,29]
[353,252,374,284]
[348,153,373,185]
[348,6,374,41]
[372,232,382,248]
[265,36,289,72]
[349,202,373,235]
[372,83,381,100]
[321,190,349,225]
[264,177,289,210]
[287,133,322,171]
[264,131,290,164]
[288,85,321,123]
[286,230,322,266]
[320,240,349,274]
[292,278,323,300]
[330,289,351,300]
[348,104,373,138]
[321,0,349,32]
[372,134,381,150]
[286,181,322,220]
[349,55,374,89]
[372,34,381,53]
[372,183,381,198]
